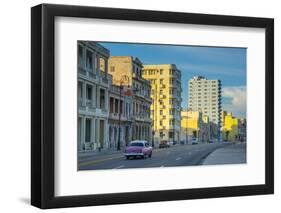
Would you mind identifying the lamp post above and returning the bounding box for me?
[117,75,129,151]
[117,84,123,151]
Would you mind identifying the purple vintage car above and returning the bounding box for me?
[124,140,152,159]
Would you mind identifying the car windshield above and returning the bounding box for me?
[129,142,144,147]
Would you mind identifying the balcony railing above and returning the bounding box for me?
[86,100,94,107]
[78,99,83,107]
[78,67,97,80]
[78,67,86,75]
[100,71,109,84]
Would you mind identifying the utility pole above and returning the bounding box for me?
[117,84,123,150]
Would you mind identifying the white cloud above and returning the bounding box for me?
[222,86,246,118]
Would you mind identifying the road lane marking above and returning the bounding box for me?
[176,157,182,161]
[113,165,124,169]
[79,155,123,167]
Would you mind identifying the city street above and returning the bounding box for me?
[78,142,245,170]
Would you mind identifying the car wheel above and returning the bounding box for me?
[126,156,130,160]
[149,152,152,158]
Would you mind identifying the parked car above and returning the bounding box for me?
[191,138,198,145]
[159,140,170,148]
[180,140,186,145]
[124,140,152,159]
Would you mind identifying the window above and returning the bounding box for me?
[86,50,93,69]
[110,98,114,113]
[120,100,123,114]
[169,89,173,95]
[85,119,91,142]
[114,99,119,113]
[160,131,164,138]
[160,110,163,115]
[78,46,83,66]
[86,85,92,100]
[129,142,144,147]
[169,131,174,139]
[78,82,83,98]
[100,89,105,109]
[160,121,163,126]
[110,66,115,72]
[160,79,164,84]
[160,69,163,75]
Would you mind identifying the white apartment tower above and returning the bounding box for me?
[188,76,222,139]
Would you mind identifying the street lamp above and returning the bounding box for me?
[117,84,123,151]
[117,75,129,151]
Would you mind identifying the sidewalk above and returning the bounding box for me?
[202,142,246,165]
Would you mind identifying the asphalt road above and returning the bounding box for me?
[78,143,231,170]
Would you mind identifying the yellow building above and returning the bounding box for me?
[222,111,238,142]
[181,110,202,142]
[142,64,182,145]
[201,115,211,142]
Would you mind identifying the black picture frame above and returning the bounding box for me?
[31,3,274,209]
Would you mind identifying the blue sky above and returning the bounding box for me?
[100,42,247,118]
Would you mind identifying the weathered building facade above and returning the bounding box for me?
[108,56,152,143]
[77,41,111,151]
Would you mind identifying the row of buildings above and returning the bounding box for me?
[181,76,246,143]
[180,109,246,143]
[78,41,156,151]
[78,41,246,152]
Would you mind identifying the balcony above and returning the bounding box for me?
[100,71,109,86]
[88,71,96,79]
[86,100,94,107]
[131,114,151,123]
[109,110,131,121]
[78,98,83,107]
[160,115,166,120]
[109,112,119,120]
[78,67,86,75]
[78,67,98,81]
[95,108,108,117]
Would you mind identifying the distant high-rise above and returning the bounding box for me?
[188,76,222,138]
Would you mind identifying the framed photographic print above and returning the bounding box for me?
[31,3,274,209]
